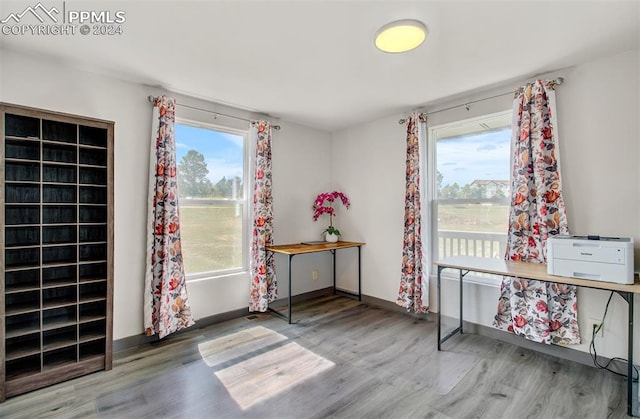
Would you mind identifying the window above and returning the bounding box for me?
[175,121,249,279]
[429,111,511,265]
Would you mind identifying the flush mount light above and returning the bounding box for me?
[374,19,428,53]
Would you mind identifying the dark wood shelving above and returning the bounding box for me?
[42,359,77,372]
[40,261,80,269]
[5,348,42,362]
[79,296,107,305]
[5,306,41,317]
[41,280,77,289]
[42,338,77,353]
[79,300,106,320]
[79,333,106,344]
[43,320,77,332]
[79,315,106,324]
[42,298,78,311]
[5,312,40,339]
[4,265,40,271]
[79,278,106,285]
[42,347,77,369]
[42,161,77,167]
[5,135,40,142]
[5,356,41,381]
[5,326,41,340]
[6,333,41,361]
[78,260,107,265]
[5,157,39,162]
[5,285,41,294]
[79,353,105,363]
[43,306,77,331]
[6,289,40,313]
[1,103,113,402]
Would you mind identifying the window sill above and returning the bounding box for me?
[186,270,248,283]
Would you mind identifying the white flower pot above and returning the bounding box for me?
[325,232,339,243]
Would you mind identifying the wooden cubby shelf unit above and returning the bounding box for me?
[1,103,113,401]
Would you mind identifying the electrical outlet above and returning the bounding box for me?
[312,270,319,281]
[588,318,603,338]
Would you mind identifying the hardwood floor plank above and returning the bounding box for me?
[198,326,288,367]
[215,341,335,410]
[0,384,99,419]
[0,295,631,418]
[314,381,452,419]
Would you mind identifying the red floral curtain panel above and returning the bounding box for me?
[397,113,428,313]
[144,96,195,338]
[249,121,277,312]
[493,81,580,345]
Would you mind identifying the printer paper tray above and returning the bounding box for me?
[549,259,634,285]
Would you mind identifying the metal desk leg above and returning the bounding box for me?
[288,254,293,324]
[437,266,443,351]
[357,246,362,301]
[438,267,467,351]
[627,292,634,416]
[332,249,336,295]
[614,290,635,416]
[460,268,464,334]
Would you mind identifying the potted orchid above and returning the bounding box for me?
[313,191,350,242]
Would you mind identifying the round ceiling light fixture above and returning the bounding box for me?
[374,19,428,53]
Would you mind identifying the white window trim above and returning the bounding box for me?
[175,117,251,281]
[426,110,512,287]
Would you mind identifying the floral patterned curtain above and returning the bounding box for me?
[249,121,277,312]
[493,80,580,345]
[397,113,428,313]
[144,96,195,339]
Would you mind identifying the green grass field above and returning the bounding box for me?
[437,203,509,233]
[178,202,508,275]
[179,204,244,275]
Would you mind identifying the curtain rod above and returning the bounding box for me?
[398,77,564,124]
[147,96,281,130]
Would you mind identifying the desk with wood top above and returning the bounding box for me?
[434,256,640,416]
[266,241,365,324]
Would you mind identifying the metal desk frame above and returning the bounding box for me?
[435,256,640,417]
[266,241,365,324]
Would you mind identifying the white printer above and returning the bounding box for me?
[547,235,635,285]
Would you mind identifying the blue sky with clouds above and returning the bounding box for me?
[175,123,244,184]
[437,128,511,186]
[174,122,509,188]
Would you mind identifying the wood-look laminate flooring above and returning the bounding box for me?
[0,295,629,418]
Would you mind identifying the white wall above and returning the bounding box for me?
[332,49,640,360]
[331,113,406,297]
[2,46,638,358]
[0,48,334,341]
[270,121,335,298]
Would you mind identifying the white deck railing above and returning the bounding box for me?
[437,230,507,260]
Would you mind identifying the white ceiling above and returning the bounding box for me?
[1,0,638,131]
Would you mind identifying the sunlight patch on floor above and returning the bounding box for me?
[215,342,335,410]
[197,326,287,367]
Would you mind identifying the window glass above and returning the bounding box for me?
[175,122,248,278]
[431,111,511,261]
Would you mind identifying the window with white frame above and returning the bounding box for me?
[429,111,511,266]
[175,121,249,279]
